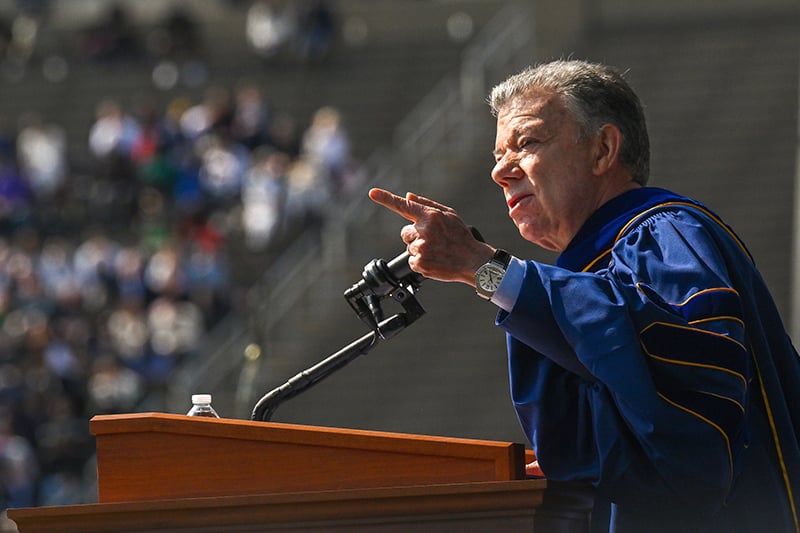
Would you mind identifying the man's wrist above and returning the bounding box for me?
[475,249,512,300]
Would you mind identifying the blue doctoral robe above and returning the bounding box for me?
[497,187,800,532]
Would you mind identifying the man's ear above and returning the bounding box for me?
[592,124,623,175]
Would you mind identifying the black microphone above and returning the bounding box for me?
[343,226,485,302]
[384,250,414,282]
[343,251,422,302]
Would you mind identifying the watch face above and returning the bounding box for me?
[477,264,505,292]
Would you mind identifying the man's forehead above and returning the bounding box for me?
[496,90,564,127]
[497,93,567,134]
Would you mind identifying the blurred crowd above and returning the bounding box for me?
[0,0,355,518]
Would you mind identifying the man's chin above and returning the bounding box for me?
[517,227,542,247]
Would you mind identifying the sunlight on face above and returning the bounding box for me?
[491,91,600,252]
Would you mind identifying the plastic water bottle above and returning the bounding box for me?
[186,394,220,418]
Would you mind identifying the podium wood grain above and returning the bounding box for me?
[91,413,527,502]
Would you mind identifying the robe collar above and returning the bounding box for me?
[556,187,693,272]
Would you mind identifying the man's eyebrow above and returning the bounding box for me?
[492,126,527,157]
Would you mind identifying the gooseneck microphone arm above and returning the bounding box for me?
[250,313,409,422]
[251,252,427,422]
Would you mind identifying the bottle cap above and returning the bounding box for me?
[192,394,212,404]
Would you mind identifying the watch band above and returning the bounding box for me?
[490,249,512,269]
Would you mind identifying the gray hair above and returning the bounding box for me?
[488,60,650,185]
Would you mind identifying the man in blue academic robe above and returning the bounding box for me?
[369,59,800,532]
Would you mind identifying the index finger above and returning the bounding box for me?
[368,188,424,222]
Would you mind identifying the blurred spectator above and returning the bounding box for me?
[15,113,67,201]
[196,132,250,206]
[130,101,181,199]
[294,0,335,63]
[0,0,49,83]
[85,152,141,233]
[87,355,143,415]
[246,0,294,61]
[0,408,36,508]
[241,148,289,251]
[0,7,40,81]
[106,303,148,366]
[0,154,32,230]
[181,213,230,325]
[88,99,141,160]
[146,7,203,62]
[284,156,330,230]
[231,81,272,151]
[138,145,179,199]
[130,99,162,165]
[110,245,146,307]
[179,86,233,141]
[34,394,92,506]
[147,297,203,360]
[80,4,143,63]
[143,242,182,298]
[36,237,75,303]
[300,106,353,193]
[72,231,117,313]
[267,111,301,158]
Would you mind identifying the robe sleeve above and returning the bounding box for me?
[499,208,751,512]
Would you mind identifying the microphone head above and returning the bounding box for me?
[385,251,413,281]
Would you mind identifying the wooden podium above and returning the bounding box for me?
[9,413,546,532]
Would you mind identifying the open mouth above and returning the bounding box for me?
[508,194,532,209]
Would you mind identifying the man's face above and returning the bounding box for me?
[492,90,602,252]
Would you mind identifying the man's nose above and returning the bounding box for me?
[491,153,523,185]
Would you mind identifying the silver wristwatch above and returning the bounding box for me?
[475,249,512,300]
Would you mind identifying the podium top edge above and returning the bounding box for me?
[90,412,526,456]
